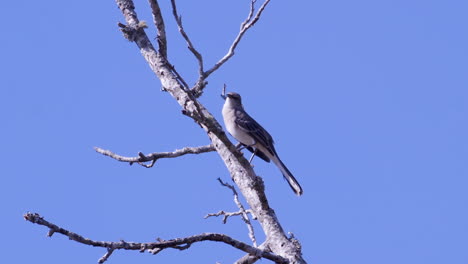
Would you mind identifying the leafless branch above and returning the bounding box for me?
[214,178,258,246]
[148,0,167,57]
[220,83,228,100]
[118,20,149,42]
[235,242,270,264]
[168,63,190,90]
[170,0,205,83]
[204,0,271,78]
[148,0,191,91]
[205,209,254,224]
[33,0,306,262]
[242,0,257,30]
[94,144,215,168]
[98,248,115,264]
[23,212,287,264]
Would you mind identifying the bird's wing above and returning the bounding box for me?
[234,109,276,156]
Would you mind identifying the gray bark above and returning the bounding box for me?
[115,0,305,262]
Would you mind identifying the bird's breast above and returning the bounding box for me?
[222,105,255,146]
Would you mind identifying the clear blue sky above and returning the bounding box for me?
[2,0,467,263]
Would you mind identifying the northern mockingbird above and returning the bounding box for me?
[222,92,303,196]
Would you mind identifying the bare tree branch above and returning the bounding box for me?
[242,0,257,30]
[98,248,115,264]
[235,242,270,264]
[149,0,190,91]
[204,0,271,78]
[148,0,167,57]
[23,212,287,264]
[25,1,305,263]
[94,144,215,168]
[205,209,254,223]
[168,63,190,90]
[206,178,260,246]
[113,1,305,262]
[217,178,258,246]
[170,0,205,88]
[168,1,272,97]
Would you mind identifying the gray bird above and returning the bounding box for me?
[222,92,303,195]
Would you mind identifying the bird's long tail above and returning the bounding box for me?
[271,155,303,196]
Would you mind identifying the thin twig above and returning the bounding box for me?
[170,0,204,79]
[149,0,191,91]
[23,213,287,263]
[168,63,190,90]
[204,0,271,78]
[98,248,115,264]
[216,178,258,246]
[205,209,254,224]
[94,144,215,168]
[220,83,227,100]
[242,0,257,30]
[148,0,167,57]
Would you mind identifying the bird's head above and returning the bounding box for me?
[227,92,242,103]
[222,92,244,109]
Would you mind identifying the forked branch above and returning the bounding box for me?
[24,213,287,264]
[170,0,204,76]
[204,0,271,78]
[169,0,271,97]
[215,178,258,246]
[25,0,305,263]
[94,144,215,168]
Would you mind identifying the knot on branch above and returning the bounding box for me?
[118,21,148,42]
[288,232,302,251]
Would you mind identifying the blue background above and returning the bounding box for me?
[2,0,467,263]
